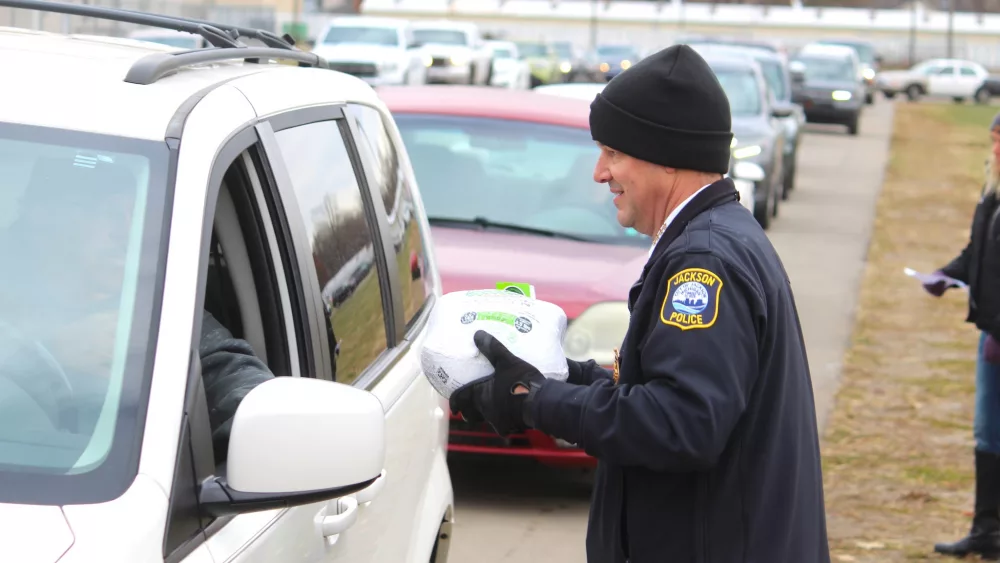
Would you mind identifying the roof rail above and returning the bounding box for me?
[0,0,241,48]
[125,48,328,85]
[110,5,298,50]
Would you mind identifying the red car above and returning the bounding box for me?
[379,85,648,468]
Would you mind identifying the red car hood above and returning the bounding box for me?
[430,226,648,319]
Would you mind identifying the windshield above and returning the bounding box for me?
[757,59,788,101]
[0,123,168,505]
[553,42,573,58]
[822,42,874,64]
[493,47,515,59]
[392,115,648,247]
[516,43,547,57]
[714,69,762,116]
[796,55,855,82]
[597,46,634,59]
[322,26,399,46]
[413,29,467,46]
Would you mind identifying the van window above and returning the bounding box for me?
[346,104,433,328]
[273,120,388,384]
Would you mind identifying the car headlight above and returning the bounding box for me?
[563,302,631,366]
[731,161,766,182]
[862,67,875,80]
[732,144,762,160]
[620,59,631,70]
[450,55,469,66]
[422,54,433,67]
[559,61,572,73]
[599,62,610,72]
[832,90,852,101]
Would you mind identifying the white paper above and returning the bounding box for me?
[903,267,968,289]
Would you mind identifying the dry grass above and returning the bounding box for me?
[823,102,999,562]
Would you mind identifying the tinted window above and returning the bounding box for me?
[961,66,978,76]
[715,69,762,116]
[394,114,648,247]
[273,121,387,384]
[413,29,467,46]
[346,104,433,327]
[597,45,635,59]
[0,125,167,504]
[493,48,514,59]
[322,26,399,47]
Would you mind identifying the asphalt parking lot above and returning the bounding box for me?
[443,97,897,563]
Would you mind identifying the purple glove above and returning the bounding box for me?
[922,270,951,297]
[986,335,1000,365]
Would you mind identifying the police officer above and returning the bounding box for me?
[450,44,831,563]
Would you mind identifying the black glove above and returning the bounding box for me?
[449,330,546,437]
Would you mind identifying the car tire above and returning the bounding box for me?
[782,157,796,200]
[753,181,772,230]
[953,97,966,104]
[865,92,874,105]
[905,84,922,101]
[847,115,860,136]
[883,91,896,100]
[976,88,992,105]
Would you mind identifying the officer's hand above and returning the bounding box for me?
[448,330,545,437]
[922,270,951,297]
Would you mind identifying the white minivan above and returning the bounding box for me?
[0,3,453,562]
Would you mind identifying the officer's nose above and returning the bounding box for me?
[593,152,612,184]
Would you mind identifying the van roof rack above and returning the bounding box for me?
[0,0,329,84]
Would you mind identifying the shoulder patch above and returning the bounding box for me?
[660,268,723,330]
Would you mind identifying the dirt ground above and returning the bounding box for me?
[823,102,1000,562]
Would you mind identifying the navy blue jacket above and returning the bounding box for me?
[530,179,830,563]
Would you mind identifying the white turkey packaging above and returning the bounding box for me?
[420,289,570,400]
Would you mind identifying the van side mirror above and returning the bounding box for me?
[771,102,794,118]
[199,377,385,518]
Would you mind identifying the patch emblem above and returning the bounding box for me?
[660,268,723,330]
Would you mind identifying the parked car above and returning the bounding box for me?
[877,57,990,103]
[689,42,804,200]
[514,40,563,86]
[534,81,758,214]
[411,19,494,85]
[815,38,881,104]
[593,44,640,81]
[311,15,430,86]
[486,40,532,89]
[791,43,866,135]
[0,2,454,561]
[702,53,790,229]
[379,85,662,469]
[552,40,594,82]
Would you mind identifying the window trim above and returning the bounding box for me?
[164,127,293,561]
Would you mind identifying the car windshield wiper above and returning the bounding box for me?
[427,216,591,242]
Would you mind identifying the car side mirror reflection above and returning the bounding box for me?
[199,377,386,518]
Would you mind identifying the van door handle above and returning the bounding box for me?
[356,470,387,506]
[318,496,359,544]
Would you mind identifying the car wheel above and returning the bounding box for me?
[485,60,494,85]
[753,181,772,230]
[865,92,874,105]
[905,84,922,101]
[953,96,966,104]
[883,91,896,99]
[467,67,476,85]
[976,88,992,105]
[782,157,796,200]
[847,114,860,136]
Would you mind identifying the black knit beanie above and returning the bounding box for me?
[589,44,734,174]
